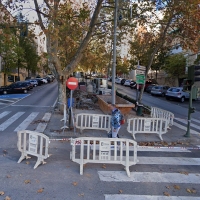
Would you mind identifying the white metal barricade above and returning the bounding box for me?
[75,113,111,133]
[127,118,168,141]
[17,130,50,169]
[70,137,138,177]
[151,107,174,127]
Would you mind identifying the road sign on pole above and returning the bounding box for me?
[66,77,78,90]
[136,74,145,84]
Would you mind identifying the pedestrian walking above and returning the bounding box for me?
[109,104,122,138]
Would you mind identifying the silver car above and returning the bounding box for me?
[151,85,170,96]
[165,87,189,102]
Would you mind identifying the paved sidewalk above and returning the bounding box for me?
[44,106,200,148]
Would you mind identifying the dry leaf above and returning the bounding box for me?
[24,180,31,184]
[180,171,188,175]
[119,190,123,194]
[165,186,170,189]
[6,175,11,178]
[26,161,30,165]
[37,188,44,193]
[4,196,11,200]
[102,164,106,169]
[72,182,78,186]
[0,191,5,195]
[163,192,170,196]
[191,189,197,193]
[78,193,84,196]
[173,185,180,190]
[186,188,192,193]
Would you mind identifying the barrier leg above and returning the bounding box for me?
[17,153,31,164]
[132,133,136,140]
[80,164,83,175]
[125,167,131,177]
[159,134,163,141]
[34,158,46,169]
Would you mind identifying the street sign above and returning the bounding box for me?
[66,77,78,90]
[136,74,145,84]
[136,70,145,75]
[137,65,146,71]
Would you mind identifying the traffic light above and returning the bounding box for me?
[187,65,200,85]
[183,79,192,91]
[189,107,195,113]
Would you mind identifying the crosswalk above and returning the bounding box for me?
[0,111,51,132]
[174,117,200,135]
[99,147,200,199]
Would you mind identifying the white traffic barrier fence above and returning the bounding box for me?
[75,113,111,133]
[17,130,50,169]
[70,137,138,177]
[127,118,168,141]
[151,106,174,127]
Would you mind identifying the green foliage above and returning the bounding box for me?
[162,54,186,79]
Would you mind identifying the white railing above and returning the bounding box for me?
[151,107,174,127]
[75,113,111,133]
[70,137,138,177]
[17,130,50,169]
[127,118,168,141]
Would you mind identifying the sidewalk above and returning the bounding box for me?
[44,105,200,148]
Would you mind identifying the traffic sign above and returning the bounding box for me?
[136,70,145,75]
[66,77,78,90]
[137,65,146,71]
[136,74,145,84]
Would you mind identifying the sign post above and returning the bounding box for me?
[66,77,78,131]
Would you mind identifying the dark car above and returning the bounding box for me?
[130,80,137,89]
[0,82,30,94]
[120,79,126,85]
[146,84,157,93]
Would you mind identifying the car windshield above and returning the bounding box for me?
[170,88,180,92]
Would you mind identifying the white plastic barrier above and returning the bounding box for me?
[127,118,168,141]
[70,137,138,177]
[151,106,174,127]
[75,113,111,133]
[17,130,50,169]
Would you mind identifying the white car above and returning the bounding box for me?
[123,80,132,86]
[165,87,189,102]
[115,78,122,84]
[41,78,48,84]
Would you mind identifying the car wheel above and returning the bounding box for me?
[3,90,7,95]
[161,93,165,97]
[166,97,170,100]
[24,90,28,94]
[151,93,154,96]
[180,96,185,103]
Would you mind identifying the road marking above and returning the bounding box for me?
[174,118,200,130]
[14,112,39,132]
[35,113,51,133]
[138,156,200,165]
[173,122,199,135]
[98,171,200,183]
[105,195,200,200]
[0,112,24,131]
[138,146,191,152]
[11,105,51,108]
[0,111,11,119]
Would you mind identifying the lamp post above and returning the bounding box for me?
[111,0,118,104]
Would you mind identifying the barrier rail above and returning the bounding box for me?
[17,130,50,169]
[70,137,138,177]
[127,118,168,141]
[151,107,174,127]
[75,113,111,133]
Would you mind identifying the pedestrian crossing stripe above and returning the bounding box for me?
[174,118,200,130]
[173,122,199,135]
[0,111,11,119]
[98,171,200,183]
[14,112,39,132]
[35,112,51,133]
[138,156,200,165]
[105,195,200,200]
[0,112,25,131]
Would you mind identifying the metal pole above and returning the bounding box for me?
[111,0,118,104]
[136,61,139,103]
[184,85,194,137]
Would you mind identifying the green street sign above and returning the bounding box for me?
[136,74,145,84]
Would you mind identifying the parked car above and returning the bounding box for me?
[124,79,133,87]
[146,84,157,93]
[130,80,157,91]
[130,81,137,89]
[16,81,33,90]
[151,85,170,96]
[115,78,122,84]
[0,82,30,94]
[25,79,38,87]
[165,87,189,102]
[120,78,126,85]
[35,78,43,86]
